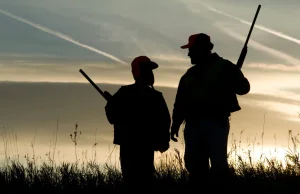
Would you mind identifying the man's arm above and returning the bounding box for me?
[171,76,187,141]
[228,61,251,95]
[157,93,171,144]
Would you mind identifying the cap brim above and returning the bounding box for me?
[180,44,190,49]
[140,61,158,70]
[149,61,158,69]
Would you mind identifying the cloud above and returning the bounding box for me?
[214,24,300,66]
[0,9,128,65]
[0,59,184,87]
[150,54,189,63]
[255,100,300,123]
[199,2,300,46]
[247,63,300,72]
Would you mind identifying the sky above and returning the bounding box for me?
[0,0,300,166]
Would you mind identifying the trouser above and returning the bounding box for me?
[119,144,155,191]
[183,118,230,187]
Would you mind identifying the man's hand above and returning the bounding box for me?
[170,125,179,142]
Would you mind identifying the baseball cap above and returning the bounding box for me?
[180,33,214,50]
[131,56,158,79]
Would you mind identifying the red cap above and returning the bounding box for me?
[131,56,158,79]
[181,33,214,50]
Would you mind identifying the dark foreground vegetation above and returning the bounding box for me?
[1,126,300,193]
[1,147,300,193]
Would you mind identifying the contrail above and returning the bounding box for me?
[215,24,300,66]
[200,3,300,46]
[0,9,128,65]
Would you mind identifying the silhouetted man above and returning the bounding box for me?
[170,33,250,189]
[105,56,171,191]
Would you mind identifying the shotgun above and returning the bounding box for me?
[79,69,112,101]
[236,4,261,69]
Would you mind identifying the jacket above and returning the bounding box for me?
[171,53,250,128]
[105,83,171,149]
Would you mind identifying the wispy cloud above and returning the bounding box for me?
[0,9,128,65]
[150,54,189,62]
[247,63,300,72]
[255,100,300,123]
[199,2,300,46]
[214,24,300,66]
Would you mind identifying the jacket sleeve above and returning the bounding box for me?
[157,93,171,144]
[228,61,251,95]
[171,76,187,129]
[104,87,124,124]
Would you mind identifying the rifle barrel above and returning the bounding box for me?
[79,69,105,96]
[244,4,261,47]
[237,4,261,69]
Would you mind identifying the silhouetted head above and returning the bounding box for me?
[181,33,214,65]
[131,56,158,86]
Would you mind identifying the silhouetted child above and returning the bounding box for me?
[105,56,171,191]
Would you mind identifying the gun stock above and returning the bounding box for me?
[79,69,112,101]
[236,4,261,69]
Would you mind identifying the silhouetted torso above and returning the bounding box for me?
[105,82,171,191]
[105,83,170,148]
[172,53,250,124]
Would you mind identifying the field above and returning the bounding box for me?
[1,124,300,193]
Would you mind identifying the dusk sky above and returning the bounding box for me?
[0,0,299,166]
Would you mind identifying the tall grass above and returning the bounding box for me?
[1,121,300,192]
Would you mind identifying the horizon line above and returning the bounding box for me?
[0,80,178,88]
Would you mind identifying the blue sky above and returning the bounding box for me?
[0,0,300,164]
[1,0,299,109]
[1,0,300,82]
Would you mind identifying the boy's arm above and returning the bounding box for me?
[105,87,124,124]
[158,93,171,144]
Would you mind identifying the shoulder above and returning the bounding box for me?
[216,56,245,80]
[185,65,198,75]
[224,59,236,68]
[180,66,199,86]
[120,83,135,88]
[151,89,167,105]
[213,53,238,73]
[112,84,135,97]
[152,86,161,93]
[180,66,197,81]
[151,87,163,96]
[212,53,234,66]
[222,59,241,74]
[149,87,167,102]
[119,84,135,91]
